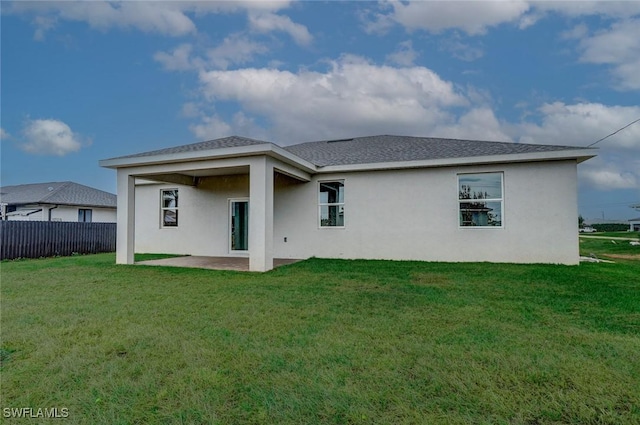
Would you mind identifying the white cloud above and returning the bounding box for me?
[581,167,638,190]
[12,1,196,37]
[364,1,640,36]
[189,114,232,140]
[367,0,531,35]
[560,23,589,40]
[8,1,300,39]
[189,112,268,141]
[248,11,312,46]
[516,102,640,149]
[20,119,85,156]
[578,20,640,64]
[362,1,640,89]
[154,44,198,71]
[576,19,640,90]
[512,102,640,190]
[155,35,269,72]
[207,34,270,69]
[386,40,419,66]
[433,107,511,142]
[32,15,57,41]
[196,55,468,142]
[534,1,640,19]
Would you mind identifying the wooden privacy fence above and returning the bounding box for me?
[0,221,117,260]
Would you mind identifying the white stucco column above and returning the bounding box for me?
[116,170,135,264]
[249,157,274,272]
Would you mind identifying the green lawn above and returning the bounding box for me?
[1,254,639,424]
[581,231,639,239]
[580,234,640,261]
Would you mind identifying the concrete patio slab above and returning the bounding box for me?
[136,256,302,271]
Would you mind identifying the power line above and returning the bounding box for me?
[587,117,640,147]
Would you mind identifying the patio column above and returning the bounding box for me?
[249,157,274,272]
[116,170,135,265]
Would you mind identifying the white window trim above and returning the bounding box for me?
[160,188,179,228]
[457,172,504,229]
[318,179,345,229]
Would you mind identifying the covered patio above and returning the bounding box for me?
[100,139,317,272]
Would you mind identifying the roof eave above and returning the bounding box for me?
[315,149,598,173]
[99,143,318,173]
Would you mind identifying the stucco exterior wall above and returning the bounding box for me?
[134,176,249,255]
[272,160,579,264]
[7,205,116,222]
[133,160,579,264]
[50,206,117,223]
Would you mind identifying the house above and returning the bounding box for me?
[99,135,596,271]
[0,181,117,222]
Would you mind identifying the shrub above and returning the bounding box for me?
[592,223,631,232]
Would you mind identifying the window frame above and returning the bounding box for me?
[78,208,93,223]
[318,180,345,229]
[457,172,504,229]
[160,188,179,228]
[228,198,249,254]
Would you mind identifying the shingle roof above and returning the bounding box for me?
[0,182,117,208]
[109,136,271,160]
[283,135,590,167]
[101,134,593,169]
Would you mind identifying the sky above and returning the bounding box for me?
[1,0,639,222]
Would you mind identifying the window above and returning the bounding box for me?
[78,208,92,223]
[319,181,344,227]
[161,189,178,227]
[458,173,503,227]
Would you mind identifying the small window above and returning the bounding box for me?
[319,181,344,227]
[78,208,93,223]
[161,189,178,227]
[458,173,503,227]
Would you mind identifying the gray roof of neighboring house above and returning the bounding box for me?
[0,182,117,208]
[110,136,271,160]
[103,134,593,167]
[283,135,591,167]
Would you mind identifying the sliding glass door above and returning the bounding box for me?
[230,199,249,252]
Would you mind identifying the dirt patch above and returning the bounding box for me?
[602,254,640,261]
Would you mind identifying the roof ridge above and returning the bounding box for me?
[287,134,591,151]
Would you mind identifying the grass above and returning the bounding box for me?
[580,234,640,261]
[135,253,188,261]
[581,231,639,239]
[1,253,639,424]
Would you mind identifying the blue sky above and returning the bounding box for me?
[1,1,639,221]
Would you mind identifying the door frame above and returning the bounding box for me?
[228,198,249,255]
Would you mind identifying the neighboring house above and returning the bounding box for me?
[0,181,117,222]
[100,135,596,271]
